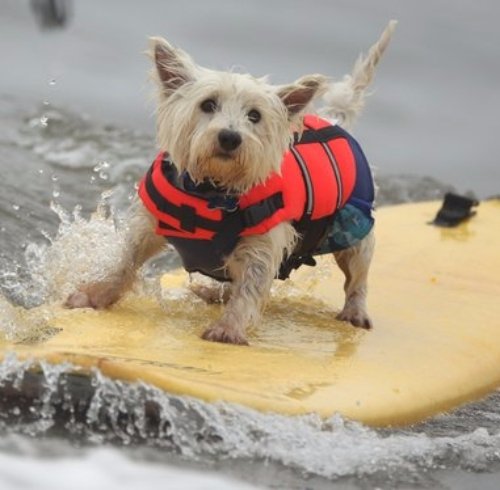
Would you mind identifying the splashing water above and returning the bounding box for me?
[1,194,126,304]
[0,189,140,346]
[0,353,499,487]
[0,297,30,342]
[38,194,132,303]
[93,161,110,181]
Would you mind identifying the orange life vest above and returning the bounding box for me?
[138,115,374,280]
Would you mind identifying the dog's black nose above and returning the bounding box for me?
[218,129,242,152]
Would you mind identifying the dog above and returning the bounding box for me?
[66,21,396,345]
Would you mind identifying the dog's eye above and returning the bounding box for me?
[200,99,217,113]
[248,109,261,124]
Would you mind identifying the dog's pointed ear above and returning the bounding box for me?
[277,74,328,118]
[149,37,196,95]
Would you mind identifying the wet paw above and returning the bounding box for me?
[64,283,121,310]
[337,309,373,330]
[201,322,249,345]
[65,291,94,309]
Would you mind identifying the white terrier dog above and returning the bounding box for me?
[66,21,396,345]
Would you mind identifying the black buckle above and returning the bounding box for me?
[243,193,284,228]
[431,193,479,227]
[278,254,316,280]
[207,195,239,212]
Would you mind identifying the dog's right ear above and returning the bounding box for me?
[149,37,195,95]
[277,74,328,120]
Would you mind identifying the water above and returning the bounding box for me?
[1,352,500,489]
[1,1,500,488]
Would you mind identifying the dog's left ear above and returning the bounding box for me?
[277,74,327,119]
[149,37,196,96]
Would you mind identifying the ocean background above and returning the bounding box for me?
[1,0,499,488]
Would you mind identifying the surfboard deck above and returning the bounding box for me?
[1,200,500,427]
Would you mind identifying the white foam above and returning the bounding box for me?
[0,440,258,490]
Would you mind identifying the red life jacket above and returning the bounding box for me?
[138,115,371,280]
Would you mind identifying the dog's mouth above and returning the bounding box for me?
[189,152,248,192]
[214,151,235,161]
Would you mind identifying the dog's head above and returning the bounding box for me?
[149,37,327,193]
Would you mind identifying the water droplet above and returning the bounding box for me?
[40,115,49,127]
[101,189,113,200]
[93,161,110,172]
[93,161,110,181]
[11,406,21,416]
[51,174,60,199]
[43,100,50,106]
[49,79,56,86]
[12,204,20,211]
[90,175,96,184]
[38,169,44,175]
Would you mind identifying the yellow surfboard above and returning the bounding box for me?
[1,200,500,427]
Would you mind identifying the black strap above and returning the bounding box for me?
[294,124,346,144]
[212,193,284,253]
[431,193,479,227]
[241,193,284,227]
[278,254,317,280]
[278,214,334,280]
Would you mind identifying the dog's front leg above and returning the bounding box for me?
[65,199,165,309]
[202,223,297,345]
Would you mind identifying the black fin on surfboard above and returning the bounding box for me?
[431,193,479,227]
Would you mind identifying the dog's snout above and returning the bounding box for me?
[218,129,242,152]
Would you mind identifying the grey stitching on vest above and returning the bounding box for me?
[321,142,343,209]
[289,145,314,216]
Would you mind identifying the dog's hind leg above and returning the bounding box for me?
[333,229,374,329]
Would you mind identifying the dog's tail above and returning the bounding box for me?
[321,20,397,129]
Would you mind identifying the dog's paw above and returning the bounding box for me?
[65,291,93,309]
[64,283,121,310]
[337,308,373,330]
[201,321,249,345]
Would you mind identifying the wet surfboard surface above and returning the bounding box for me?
[1,200,499,427]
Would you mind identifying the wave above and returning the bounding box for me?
[0,354,499,487]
